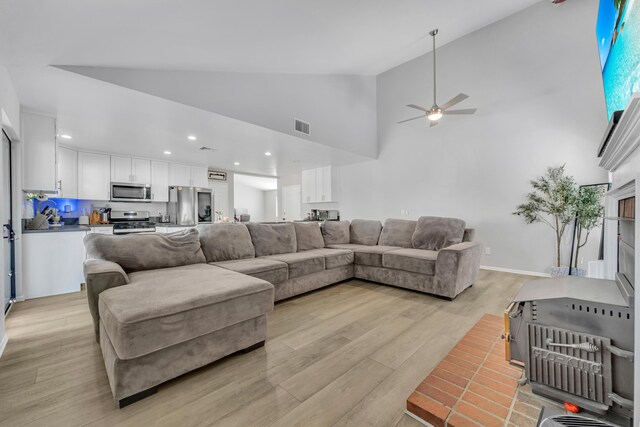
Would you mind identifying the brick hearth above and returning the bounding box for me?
[406,314,562,426]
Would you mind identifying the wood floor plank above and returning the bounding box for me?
[0,271,524,426]
[270,358,393,427]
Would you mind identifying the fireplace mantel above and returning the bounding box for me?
[600,94,640,172]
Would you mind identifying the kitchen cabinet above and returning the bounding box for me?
[22,231,87,299]
[301,169,316,203]
[111,156,151,184]
[151,161,169,202]
[169,163,208,187]
[191,166,208,187]
[301,166,338,203]
[56,146,78,198]
[22,112,57,193]
[78,152,111,200]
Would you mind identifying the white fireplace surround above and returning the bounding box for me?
[598,93,640,421]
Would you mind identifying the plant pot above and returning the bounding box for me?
[550,266,570,277]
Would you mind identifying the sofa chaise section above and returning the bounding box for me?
[84,230,274,407]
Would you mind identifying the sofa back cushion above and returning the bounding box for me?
[378,219,417,248]
[246,223,297,256]
[196,223,255,262]
[84,228,207,273]
[321,220,350,245]
[294,222,325,251]
[411,216,466,251]
[350,219,383,246]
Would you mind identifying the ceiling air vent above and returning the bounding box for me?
[199,146,215,151]
[294,118,310,135]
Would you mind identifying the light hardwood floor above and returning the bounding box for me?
[0,270,528,427]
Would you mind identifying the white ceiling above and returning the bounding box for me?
[0,0,542,177]
[0,0,541,75]
[234,174,278,191]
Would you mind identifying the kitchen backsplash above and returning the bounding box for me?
[26,196,169,219]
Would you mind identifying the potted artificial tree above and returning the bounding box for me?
[514,165,577,276]
[571,185,606,276]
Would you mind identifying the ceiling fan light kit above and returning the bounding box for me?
[398,28,477,126]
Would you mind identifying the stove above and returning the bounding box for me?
[110,211,156,235]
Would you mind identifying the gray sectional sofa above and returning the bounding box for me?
[83,216,481,407]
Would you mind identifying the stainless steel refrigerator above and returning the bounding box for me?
[168,186,214,226]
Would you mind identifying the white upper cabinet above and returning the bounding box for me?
[169,163,191,186]
[151,161,169,202]
[169,164,208,187]
[301,166,338,203]
[191,166,208,188]
[111,156,151,184]
[56,146,77,199]
[78,152,111,200]
[301,169,316,203]
[132,158,151,184]
[110,156,131,183]
[22,112,57,193]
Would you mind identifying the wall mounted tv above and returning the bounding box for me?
[597,0,640,119]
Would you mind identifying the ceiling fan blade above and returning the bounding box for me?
[397,115,427,124]
[442,108,477,115]
[440,93,469,111]
[406,104,430,113]
[430,120,439,128]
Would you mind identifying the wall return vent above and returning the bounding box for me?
[294,118,310,135]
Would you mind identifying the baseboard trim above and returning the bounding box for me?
[0,334,8,359]
[480,265,550,278]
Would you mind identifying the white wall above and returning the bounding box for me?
[0,66,20,357]
[234,182,266,222]
[337,0,608,275]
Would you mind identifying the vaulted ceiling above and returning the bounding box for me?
[0,0,542,176]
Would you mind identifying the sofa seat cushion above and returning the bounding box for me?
[382,248,438,276]
[303,248,354,269]
[212,258,288,284]
[100,264,273,360]
[263,252,325,279]
[196,223,255,262]
[326,244,401,267]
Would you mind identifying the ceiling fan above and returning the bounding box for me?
[398,29,477,127]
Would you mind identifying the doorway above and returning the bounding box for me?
[2,130,15,313]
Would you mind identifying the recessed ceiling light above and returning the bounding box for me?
[187,135,197,141]
[264,152,272,156]
[59,134,72,139]
[164,151,172,155]
[234,162,240,166]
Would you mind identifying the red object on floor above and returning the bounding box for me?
[564,402,580,413]
[406,314,527,426]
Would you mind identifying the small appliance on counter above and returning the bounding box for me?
[310,209,340,221]
[110,211,156,235]
[168,186,213,226]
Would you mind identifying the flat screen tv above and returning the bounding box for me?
[597,0,640,119]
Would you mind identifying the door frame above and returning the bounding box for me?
[2,129,15,314]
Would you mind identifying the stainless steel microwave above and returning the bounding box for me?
[110,182,152,202]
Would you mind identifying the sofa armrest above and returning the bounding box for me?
[84,259,130,342]
[435,241,482,299]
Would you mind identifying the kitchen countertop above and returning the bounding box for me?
[23,225,91,234]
